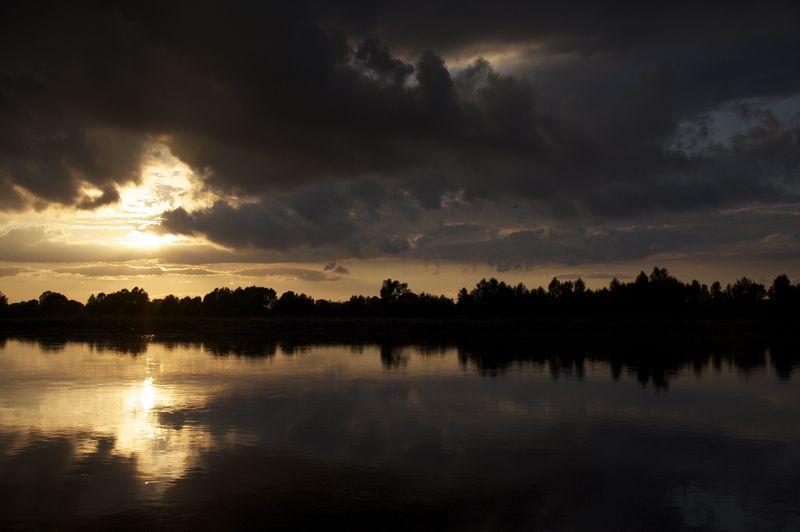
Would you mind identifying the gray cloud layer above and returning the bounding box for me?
[1,1,798,265]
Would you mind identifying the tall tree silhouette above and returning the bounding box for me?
[380,279,410,301]
[38,291,83,317]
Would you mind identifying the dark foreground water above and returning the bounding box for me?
[0,338,798,531]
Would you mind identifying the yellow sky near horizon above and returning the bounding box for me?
[2,256,797,305]
[1,143,799,304]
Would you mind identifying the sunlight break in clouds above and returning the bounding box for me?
[95,142,218,249]
[0,142,217,252]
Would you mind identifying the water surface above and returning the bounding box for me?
[0,338,798,530]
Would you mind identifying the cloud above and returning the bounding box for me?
[235,267,342,282]
[0,227,93,263]
[160,180,422,259]
[1,2,799,266]
[584,273,635,280]
[53,264,219,278]
[0,267,24,277]
[324,262,350,275]
[0,227,231,264]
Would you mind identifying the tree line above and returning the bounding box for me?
[1,267,799,320]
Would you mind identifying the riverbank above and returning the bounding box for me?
[2,315,797,346]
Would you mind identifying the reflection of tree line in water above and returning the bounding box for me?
[2,267,800,320]
[381,342,798,387]
[454,343,799,386]
[3,335,797,388]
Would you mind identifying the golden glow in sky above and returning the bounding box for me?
[90,143,217,249]
[0,142,215,254]
[0,144,796,304]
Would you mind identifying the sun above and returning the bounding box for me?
[125,229,181,249]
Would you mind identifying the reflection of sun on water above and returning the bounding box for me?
[0,341,401,499]
[139,377,156,412]
[115,372,216,490]
[0,343,226,493]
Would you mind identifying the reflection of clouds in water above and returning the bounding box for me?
[115,377,217,488]
[0,379,219,491]
[0,339,798,529]
[0,342,250,490]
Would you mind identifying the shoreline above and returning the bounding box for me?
[2,315,797,345]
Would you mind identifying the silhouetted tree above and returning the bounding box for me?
[380,279,410,301]
[710,281,725,305]
[727,277,766,317]
[313,298,333,316]
[39,291,83,317]
[236,286,277,315]
[2,268,799,321]
[152,294,203,317]
[8,299,39,318]
[202,287,233,315]
[154,294,180,316]
[458,278,520,317]
[547,277,565,300]
[86,287,150,315]
[646,267,684,315]
[410,292,456,317]
[685,280,711,314]
[272,291,315,315]
[178,296,203,316]
[574,278,587,296]
[456,287,472,311]
[609,277,622,293]
[201,286,276,316]
[768,274,797,317]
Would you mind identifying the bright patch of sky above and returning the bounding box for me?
[0,143,219,251]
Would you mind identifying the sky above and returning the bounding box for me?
[1,1,799,302]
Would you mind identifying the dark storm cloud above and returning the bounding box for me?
[1,1,799,263]
[161,177,425,258]
[409,204,800,269]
